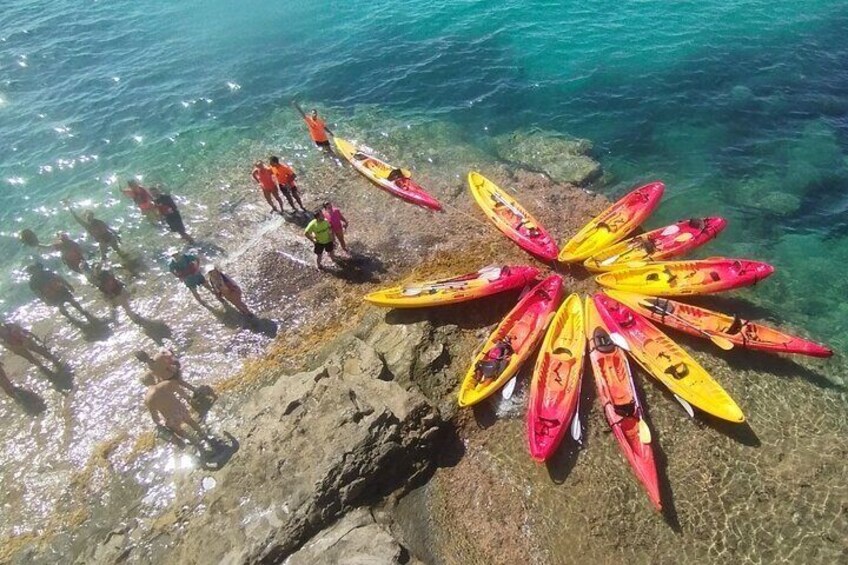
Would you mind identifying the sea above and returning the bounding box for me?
[1,0,846,559]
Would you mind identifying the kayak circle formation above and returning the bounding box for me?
[360,161,833,511]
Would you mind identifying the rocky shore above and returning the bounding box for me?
[6,125,845,564]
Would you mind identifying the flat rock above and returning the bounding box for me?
[493,129,602,186]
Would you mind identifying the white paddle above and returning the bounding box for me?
[674,394,695,418]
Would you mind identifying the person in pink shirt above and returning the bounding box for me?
[322,201,349,253]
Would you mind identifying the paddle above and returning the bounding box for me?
[490,191,526,221]
[570,407,582,442]
[596,232,695,266]
[638,299,734,351]
[401,278,487,296]
[674,394,695,418]
[501,376,517,399]
[609,332,631,351]
[637,419,652,444]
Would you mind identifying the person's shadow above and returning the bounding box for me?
[10,387,47,415]
[130,315,173,345]
[198,299,278,337]
[326,245,387,284]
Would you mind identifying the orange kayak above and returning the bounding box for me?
[458,275,564,407]
[604,290,833,358]
[558,181,664,262]
[585,297,661,511]
[527,293,585,462]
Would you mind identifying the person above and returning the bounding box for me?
[121,179,160,222]
[206,266,253,317]
[65,201,127,260]
[168,251,218,303]
[268,156,308,212]
[251,161,286,214]
[142,373,209,448]
[26,262,97,323]
[303,108,331,150]
[322,201,349,253]
[0,322,61,371]
[474,336,514,386]
[304,209,337,270]
[84,262,139,320]
[0,362,18,399]
[135,348,217,415]
[149,187,194,243]
[24,230,89,273]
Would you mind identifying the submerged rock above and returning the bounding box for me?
[493,129,602,186]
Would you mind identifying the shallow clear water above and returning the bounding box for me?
[1,0,847,557]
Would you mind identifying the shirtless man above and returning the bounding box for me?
[65,201,127,260]
[142,373,208,446]
[27,262,97,323]
[0,322,61,371]
[134,348,195,391]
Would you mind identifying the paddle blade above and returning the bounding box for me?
[609,332,631,351]
[709,333,735,351]
[674,394,695,418]
[570,409,582,442]
[502,377,517,399]
[637,418,652,444]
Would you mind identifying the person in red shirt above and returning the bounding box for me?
[251,160,285,214]
[269,156,308,213]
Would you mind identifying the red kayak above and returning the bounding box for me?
[605,290,833,358]
[527,293,586,462]
[584,217,727,271]
[585,297,661,511]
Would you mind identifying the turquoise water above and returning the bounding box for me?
[2,0,847,354]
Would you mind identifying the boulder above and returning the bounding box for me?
[493,130,602,186]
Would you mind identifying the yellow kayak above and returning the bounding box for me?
[593,293,744,422]
[558,181,664,263]
[334,137,443,210]
[468,172,559,262]
[363,265,539,309]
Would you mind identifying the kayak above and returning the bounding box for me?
[595,258,775,296]
[527,293,585,462]
[584,217,727,272]
[585,297,661,511]
[468,172,559,262]
[604,290,833,358]
[558,181,664,263]
[334,137,443,211]
[458,275,564,407]
[593,293,744,422]
[363,265,540,309]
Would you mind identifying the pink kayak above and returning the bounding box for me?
[584,217,727,271]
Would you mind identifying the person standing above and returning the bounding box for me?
[294,104,332,150]
[84,262,140,320]
[304,210,337,270]
[0,322,62,371]
[26,262,97,323]
[65,201,127,260]
[142,373,209,448]
[322,201,349,253]
[268,156,308,212]
[121,179,160,222]
[251,161,286,214]
[206,266,254,317]
[168,251,218,304]
[149,187,195,243]
[22,230,89,274]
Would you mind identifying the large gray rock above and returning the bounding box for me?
[284,508,422,565]
[493,129,602,186]
[156,337,442,563]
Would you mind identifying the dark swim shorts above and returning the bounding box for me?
[313,241,334,255]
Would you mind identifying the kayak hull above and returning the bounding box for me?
[527,293,585,462]
[585,297,661,511]
[334,137,443,211]
[364,265,539,309]
[468,172,559,262]
[458,276,564,407]
[595,258,774,296]
[559,182,665,263]
[605,290,833,358]
[584,217,727,271]
[593,293,745,423]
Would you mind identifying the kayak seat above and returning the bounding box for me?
[710,271,721,282]
[664,362,690,380]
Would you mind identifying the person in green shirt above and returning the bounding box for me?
[304,210,337,270]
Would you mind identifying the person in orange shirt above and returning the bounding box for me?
[251,160,285,214]
[269,156,308,213]
[293,102,333,151]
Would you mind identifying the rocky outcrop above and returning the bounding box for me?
[493,129,602,186]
